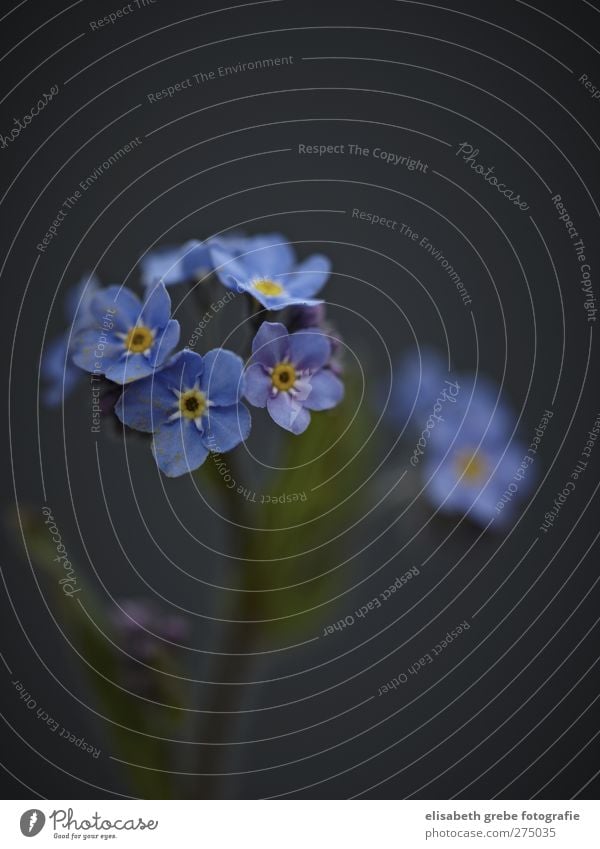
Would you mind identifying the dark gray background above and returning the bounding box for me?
[1,0,600,799]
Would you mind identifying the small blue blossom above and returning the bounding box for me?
[211,234,332,310]
[389,348,534,528]
[42,273,100,405]
[423,386,533,529]
[244,322,344,435]
[72,283,180,384]
[115,348,251,477]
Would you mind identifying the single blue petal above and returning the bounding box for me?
[471,487,504,527]
[250,321,289,367]
[200,348,245,406]
[388,347,447,424]
[284,254,331,298]
[71,328,123,373]
[105,353,156,385]
[179,241,212,277]
[244,363,271,407]
[42,334,82,405]
[90,285,142,332]
[140,246,184,288]
[210,245,254,291]
[247,287,323,310]
[457,375,513,442]
[141,282,171,329]
[115,372,176,432]
[171,349,205,390]
[203,403,251,452]
[205,233,251,267]
[288,329,331,371]
[151,419,209,476]
[303,369,344,410]
[43,362,81,406]
[146,348,205,393]
[140,240,210,287]
[244,234,295,278]
[423,454,460,509]
[267,392,311,434]
[147,320,180,368]
[42,333,69,381]
[66,272,101,325]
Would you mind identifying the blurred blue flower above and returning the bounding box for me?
[115,348,251,477]
[211,234,331,310]
[42,273,100,406]
[423,386,532,528]
[390,347,533,528]
[72,283,180,384]
[244,321,344,434]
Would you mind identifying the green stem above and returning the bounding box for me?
[193,454,262,799]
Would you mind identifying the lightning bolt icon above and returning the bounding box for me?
[29,812,38,833]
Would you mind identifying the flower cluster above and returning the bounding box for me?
[389,349,534,529]
[43,233,344,476]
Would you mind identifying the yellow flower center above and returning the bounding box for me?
[271,362,297,391]
[253,278,284,296]
[454,450,488,483]
[179,389,207,419]
[125,325,154,353]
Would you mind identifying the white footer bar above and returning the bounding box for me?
[1,800,598,848]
